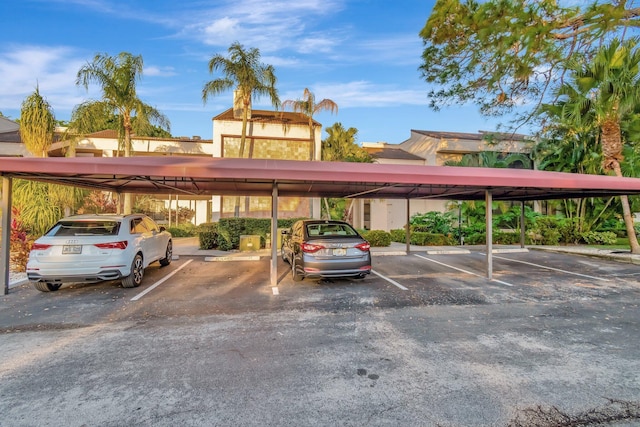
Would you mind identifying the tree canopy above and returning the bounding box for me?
[75,52,170,156]
[420,0,640,123]
[321,122,371,163]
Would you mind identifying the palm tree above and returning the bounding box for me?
[202,42,280,158]
[202,42,279,216]
[76,52,170,213]
[282,88,337,160]
[541,38,640,253]
[19,85,55,158]
[321,123,371,219]
[322,122,371,162]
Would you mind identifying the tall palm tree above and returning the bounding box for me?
[282,88,338,160]
[202,42,280,158]
[542,38,640,253]
[202,42,279,216]
[19,85,55,158]
[76,52,170,213]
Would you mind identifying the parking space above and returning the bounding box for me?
[3,248,637,329]
[3,248,640,425]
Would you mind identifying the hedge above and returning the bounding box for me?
[362,230,391,247]
[198,217,308,250]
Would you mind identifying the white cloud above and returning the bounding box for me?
[0,45,88,113]
[173,0,344,55]
[309,81,428,108]
[144,65,177,77]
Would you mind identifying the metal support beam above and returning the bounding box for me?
[1,177,12,295]
[486,190,493,280]
[520,201,526,248]
[405,198,410,254]
[270,182,278,287]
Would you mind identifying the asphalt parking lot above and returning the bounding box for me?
[2,247,640,426]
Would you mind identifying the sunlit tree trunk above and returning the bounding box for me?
[602,119,640,253]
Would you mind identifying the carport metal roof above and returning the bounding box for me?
[1,156,640,200]
[3,156,640,294]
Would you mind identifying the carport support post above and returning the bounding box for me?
[1,177,12,295]
[520,201,526,248]
[405,198,410,254]
[270,182,278,287]
[485,190,493,280]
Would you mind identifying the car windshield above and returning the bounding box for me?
[306,223,358,237]
[47,221,120,236]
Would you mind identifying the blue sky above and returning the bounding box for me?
[0,0,503,144]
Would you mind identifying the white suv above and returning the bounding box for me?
[27,214,172,292]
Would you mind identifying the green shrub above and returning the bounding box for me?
[557,217,581,244]
[390,229,406,243]
[464,233,486,245]
[215,217,308,250]
[363,230,391,247]
[199,231,218,250]
[410,232,452,246]
[410,211,455,234]
[581,231,617,245]
[167,223,197,237]
[493,230,520,245]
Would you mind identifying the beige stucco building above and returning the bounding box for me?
[352,130,533,231]
[211,104,322,220]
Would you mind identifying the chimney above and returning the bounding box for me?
[233,89,251,119]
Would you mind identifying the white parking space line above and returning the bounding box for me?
[371,270,408,290]
[414,254,514,287]
[131,259,194,301]
[485,254,611,282]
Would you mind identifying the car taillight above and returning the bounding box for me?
[94,241,128,250]
[355,242,370,251]
[301,242,324,253]
[31,243,52,251]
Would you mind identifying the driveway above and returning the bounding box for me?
[1,248,639,426]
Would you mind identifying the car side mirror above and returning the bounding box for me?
[159,226,166,232]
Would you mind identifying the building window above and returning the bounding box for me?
[222,136,311,160]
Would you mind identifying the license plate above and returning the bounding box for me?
[62,245,82,254]
[333,248,347,256]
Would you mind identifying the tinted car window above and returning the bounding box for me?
[143,217,159,232]
[307,223,358,237]
[48,221,120,236]
[131,218,149,234]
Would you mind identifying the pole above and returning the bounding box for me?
[520,201,526,248]
[271,182,278,287]
[486,190,493,280]
[1,178,13,295]
[405,198,410,254]
[458,201,463,245]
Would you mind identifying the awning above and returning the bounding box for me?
[1,156,640,200]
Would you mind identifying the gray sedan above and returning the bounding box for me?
[281,220,371,281]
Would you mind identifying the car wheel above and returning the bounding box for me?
[159,240,172,267]
[122,253,144,288]
[292,258,303,282]
[33,282,62,292]
[281,248,290,264]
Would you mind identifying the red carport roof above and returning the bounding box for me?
[1,156,640,201]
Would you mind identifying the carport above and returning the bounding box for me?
[3,156,640,294]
